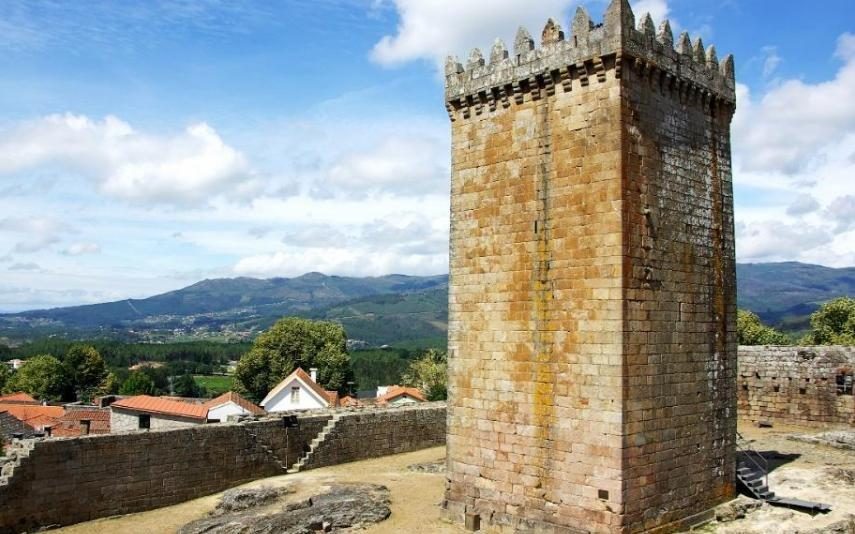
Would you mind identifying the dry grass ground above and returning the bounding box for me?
[54,424,855,534]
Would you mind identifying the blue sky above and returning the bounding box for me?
[0,0,853,312]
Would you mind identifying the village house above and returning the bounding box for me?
[52,407,111,437]
[375,386,426,406]
[110,395,208,433]
[5,359,25,370]
[204,391,265,422]
[260,368,339,412]
[0,403,64,434]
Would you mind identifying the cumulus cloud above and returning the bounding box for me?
[8,262,41,272]
[632,0,670,26]
[785,194,820,217]
[323,137,448,197]
[826,195,855,233]
[235,213,448,277]
[733,33,855,175]
[0,114,255,205]
[733,33,855,267]
[62,243,101,256]
[0,216,66,253]
[371,0,575,67]
[371,0,676,68]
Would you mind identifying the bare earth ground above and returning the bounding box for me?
[53,425,855,534]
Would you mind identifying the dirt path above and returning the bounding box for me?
[54,446,463,534]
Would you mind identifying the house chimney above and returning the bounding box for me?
[309,368,318,382]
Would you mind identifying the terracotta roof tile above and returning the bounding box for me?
[0,392,39,404]
[52,408,111,436]
[111,396,208,421]
[204,391,265,416]
[0,404,64,429]
[376,386,427,404]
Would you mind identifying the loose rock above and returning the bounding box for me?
[180,483,391,534]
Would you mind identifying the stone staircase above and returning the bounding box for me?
[0,439,36,487]
[240,423,289,472]
[287,413,341,474]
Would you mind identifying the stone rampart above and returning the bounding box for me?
[0,403,446,533]
[738,346,855,428]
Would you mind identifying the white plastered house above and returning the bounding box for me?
[260,368,339,412]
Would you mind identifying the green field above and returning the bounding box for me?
[194,375,234,395]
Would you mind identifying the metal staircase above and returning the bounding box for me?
[286,413,341,474]
[736,432,831,515]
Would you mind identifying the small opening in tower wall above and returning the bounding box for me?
[598,489,609,500]
[837,373,854,395]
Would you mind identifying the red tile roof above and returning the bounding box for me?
[52,408,111,437]
[0,403,64,429]
[376,386,427,404]
[204,391,265,416]
[0,392,39,404]
[110,395,208,421]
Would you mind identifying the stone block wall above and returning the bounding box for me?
[738,346,855,427]
[305,404,446,469]
[443,2,736,532]
[0,413,32,444]
[0,404,446,533]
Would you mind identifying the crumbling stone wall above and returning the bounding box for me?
[0,412,32,444]
[738,346,855,427]
[443,2,736,532]
[0,404,446,533]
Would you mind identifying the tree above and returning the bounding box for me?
[3,355,68,401]
[805,297,855,345]
[173,373,203,398]
[402,349,448,401]
[234,317,352,402]
[63,344,109,401]
[119,371,156,396]
[0,363,10,392]
[736,310,789,346]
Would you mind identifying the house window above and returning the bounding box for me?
[837,374,854,396]
[291,387,300,403]
[138,414,151,429]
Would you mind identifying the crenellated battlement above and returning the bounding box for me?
[444,0,735,119]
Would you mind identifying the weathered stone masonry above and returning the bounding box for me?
[443,1,737,532]
[739,346,855,428]
[0,403,446,533]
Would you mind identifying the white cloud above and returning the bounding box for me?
[8,262,41,272]
[62,243,101,256]
[0,114,255,205]
[733,33,855,175]
[733,33,855,267]
[371,0,678,68]
[371,0,576,67]
[632,0,670,26]
[761,46,782,78]
[324,137,448,197]
[785,194,820,217]
[0,216,66,253]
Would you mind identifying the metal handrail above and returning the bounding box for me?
[736,431,768,490]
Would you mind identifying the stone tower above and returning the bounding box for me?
[443,1,737,532]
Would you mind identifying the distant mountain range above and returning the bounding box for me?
[1,262,852,346]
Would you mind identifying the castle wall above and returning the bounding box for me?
[0,404,446,534]
[738,346,855,428]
